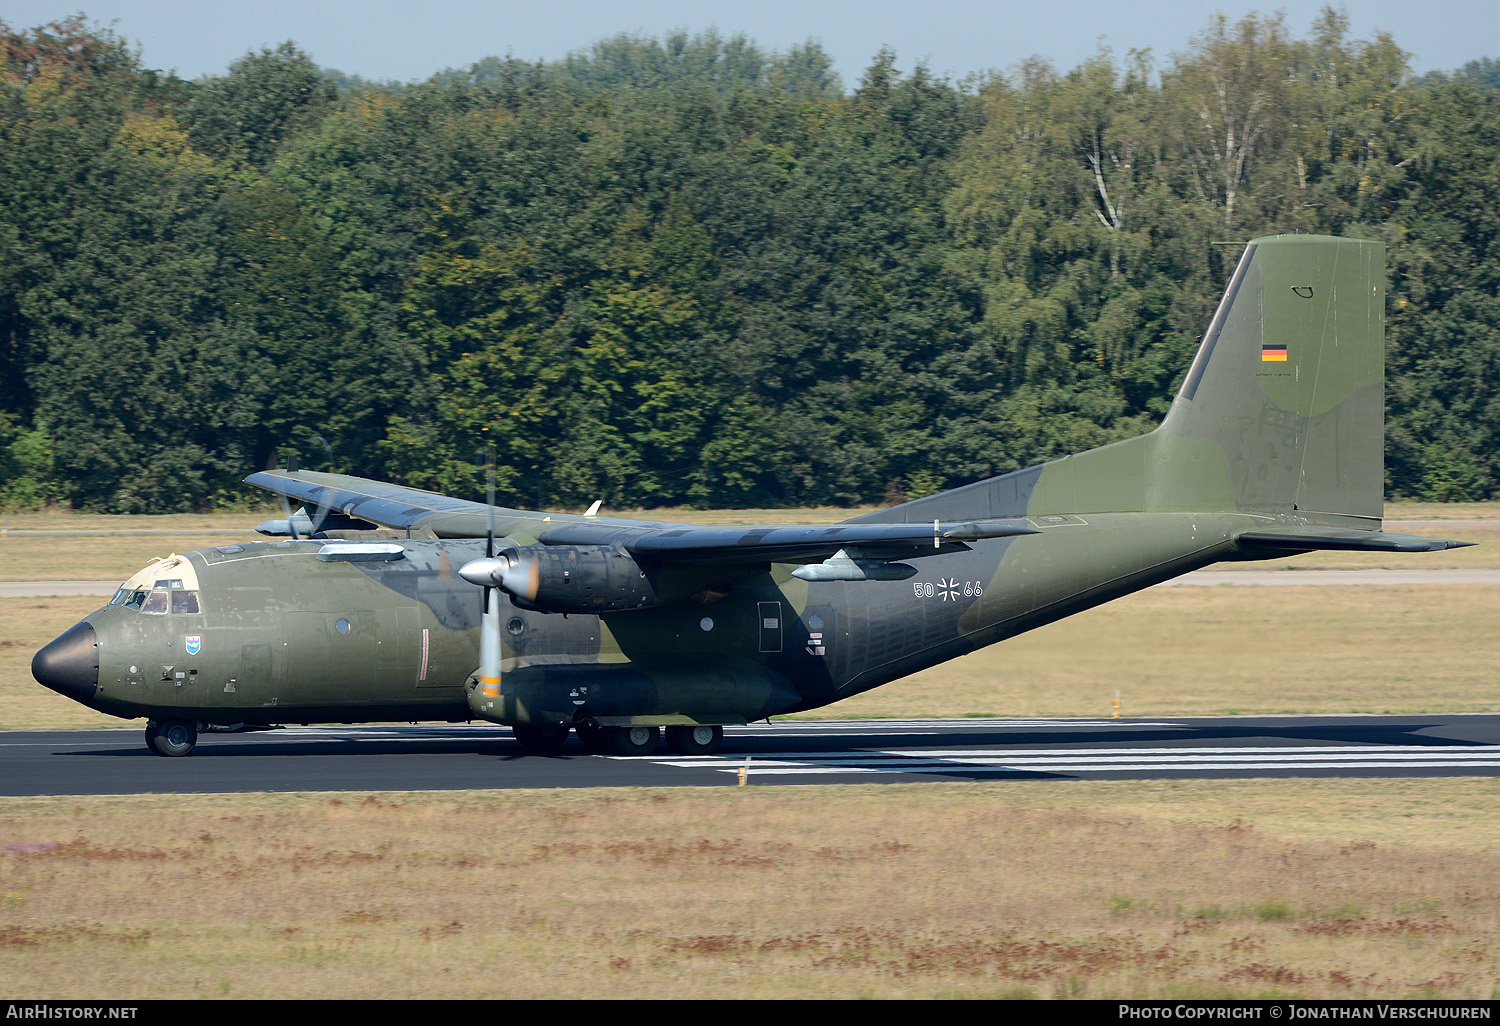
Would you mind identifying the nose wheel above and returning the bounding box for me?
[144,718,198,757]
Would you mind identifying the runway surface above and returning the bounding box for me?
[4,714,1499,795]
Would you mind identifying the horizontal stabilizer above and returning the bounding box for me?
[1236,528,1473,553]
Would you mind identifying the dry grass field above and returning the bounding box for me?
[3,781,1499,999]
[1,505,1497,999]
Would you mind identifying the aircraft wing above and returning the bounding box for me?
[534,518,1037,565]
[245,469,1038,566]
[246,469,497,534]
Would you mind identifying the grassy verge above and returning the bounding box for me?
[824,584,1500,720]
[2,780,1498,999]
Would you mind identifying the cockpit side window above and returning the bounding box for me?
[140,589,169,614]
[170,590,200,614]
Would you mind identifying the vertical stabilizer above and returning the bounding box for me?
[1157,234,1384,520]
[858,234,1386,527]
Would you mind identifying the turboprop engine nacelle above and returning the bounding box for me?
[459,544,666,614]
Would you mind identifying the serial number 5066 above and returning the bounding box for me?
[913,579,983,601]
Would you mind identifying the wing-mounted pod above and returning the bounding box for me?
[254,506,380,538]
[791,548,918,582]
[459,544,697,614]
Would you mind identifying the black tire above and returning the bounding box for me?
[512,722,570,753]
[607,725,661,756]
[665,724,723,755]
[147,718,197,757]
[575,722,609,753]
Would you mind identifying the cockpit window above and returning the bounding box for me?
[116,557,202,614]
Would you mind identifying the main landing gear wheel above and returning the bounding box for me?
[665,724,723,755]
[512,723,570,753]
[145,718,197,757]
[607,725,661,756]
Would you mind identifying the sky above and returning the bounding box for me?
[3,1,1495,84]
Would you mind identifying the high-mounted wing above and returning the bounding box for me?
[535,518,1037,565]
[246,470,1039,569]
[246,469,497,537]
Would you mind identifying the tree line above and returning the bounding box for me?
[1,10,1496,512]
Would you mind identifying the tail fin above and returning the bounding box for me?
[1156,234,1384,520]
[863,234,1386,526]
[1014,234,1384,522]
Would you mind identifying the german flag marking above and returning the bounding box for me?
[1261,344,1288,362]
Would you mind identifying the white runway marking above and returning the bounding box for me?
[635,743,1500,776]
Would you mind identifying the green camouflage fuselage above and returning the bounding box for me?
[39,235,1467,735]
[73,509,1257,729]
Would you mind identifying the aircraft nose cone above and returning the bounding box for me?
[32,621,100,704]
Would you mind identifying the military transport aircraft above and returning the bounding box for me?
[33,235,1469,757]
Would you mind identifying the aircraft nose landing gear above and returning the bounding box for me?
[145,718,198,757]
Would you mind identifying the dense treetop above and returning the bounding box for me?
[1,11,1496,511]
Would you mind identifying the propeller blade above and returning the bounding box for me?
[268,449,301,541]
[475,446,501,704]
[308,435,336,538]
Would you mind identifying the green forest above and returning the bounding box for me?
[1,10,1496,512]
